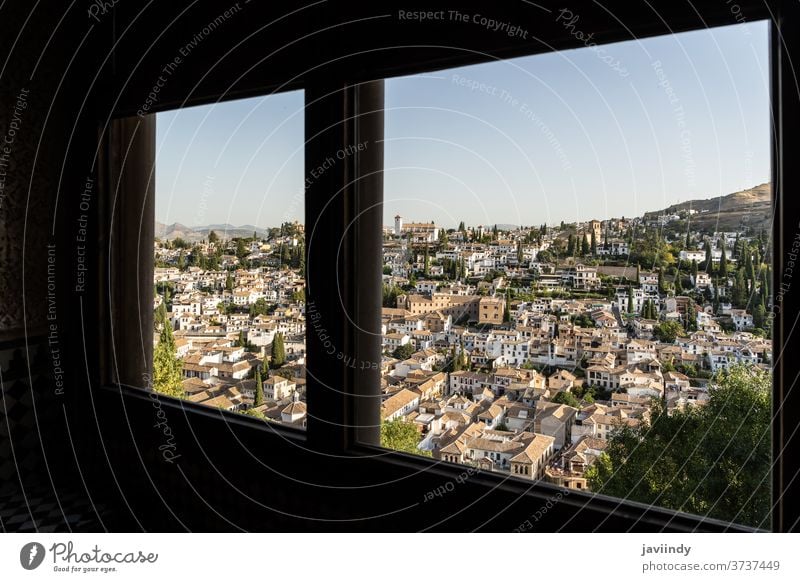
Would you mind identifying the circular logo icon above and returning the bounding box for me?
[20,542,46,570]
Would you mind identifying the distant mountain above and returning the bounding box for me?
[644,183,771,232]
[155,222,271,241]
[494,224,521,232]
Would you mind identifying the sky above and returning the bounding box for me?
[156,20,770,230]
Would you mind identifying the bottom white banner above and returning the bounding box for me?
[0,533,798,581]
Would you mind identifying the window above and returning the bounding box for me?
[377,21,772,528]
[74,0,800,533]
[152,91,307,429]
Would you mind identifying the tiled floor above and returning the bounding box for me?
[0,484,107,532]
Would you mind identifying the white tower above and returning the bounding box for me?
[394,215,403,236]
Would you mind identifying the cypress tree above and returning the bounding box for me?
[703,240,713,272]
[153,318,183,398]
[719,246,729,278]
[748,260,757,296]
[451,344,461,372]
[271,332,286,368]
[732,269,746,307]
[254,370,264,407]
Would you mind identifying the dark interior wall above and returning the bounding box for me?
[0,3,108,498]
[0,0,785,531]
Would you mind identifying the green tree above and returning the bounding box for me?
[702,239,713,272]
[581,235,590,256]
[254,370,264,407]
[225,270,234,292]
[236,239,248,260]
[271,332,286,367]
[155,301,168,329]
[627,286,634,314]
[590,231,597,256]
[241,408,267,420]
[291,288,305,303]
[732,269,747,307]
[747,260,757,297]
[719,245,729,278]
[208,230,219,244]
[153,318,183,398]
[449,344,461,372]
[567,234,576,257]
[250,298,270,317]
[380,419,431,456]
[587,365,770,528]
[423,244,430,276]
[753,304,767,330]
[392,343,415,360]
[382,284,403,307]
[653,320,684,343]
[552,391,580,407]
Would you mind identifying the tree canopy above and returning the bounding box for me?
[551,390,580,408]
[380,419,431,457]
[653,320,684,344]
[392,343,415,361]
[152,314,183,398]
[586,365,770,528]
[271,332,286,367]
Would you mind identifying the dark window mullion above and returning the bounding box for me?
[304,81,383,451]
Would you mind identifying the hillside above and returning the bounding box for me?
[644,183,772,232]
[155,222,270,241]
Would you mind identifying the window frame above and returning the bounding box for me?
[98,0,798,532]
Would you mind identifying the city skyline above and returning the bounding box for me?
[156,20,769,230]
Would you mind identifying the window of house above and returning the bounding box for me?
[377,21,772,529]
[152,90,307,429]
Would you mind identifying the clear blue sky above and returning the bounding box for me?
[157,20,769,230]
